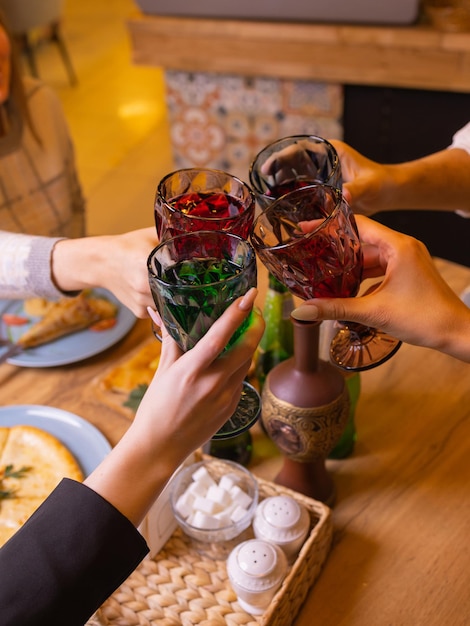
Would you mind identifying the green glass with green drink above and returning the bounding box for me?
[147,230,260,438]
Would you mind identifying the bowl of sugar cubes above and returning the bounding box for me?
[170,459,259,542]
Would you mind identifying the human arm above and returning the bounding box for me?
[0,228,158,318]
[0,289,264,625]
[84,287,264,526]
[291,216,470,362]
[330,138,470,217]
[51,228,158,317]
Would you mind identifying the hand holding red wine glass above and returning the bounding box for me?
[250,184,401,371]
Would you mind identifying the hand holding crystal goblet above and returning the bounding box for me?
[147,230,260,439]
[155,167,256,241]
[251,184,401,370]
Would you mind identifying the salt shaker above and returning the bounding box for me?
[253,495,310,562]
[227,539,288,615]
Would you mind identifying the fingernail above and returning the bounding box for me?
[238,287,257,311]
[147,306,162,326]
[291,304,319,321]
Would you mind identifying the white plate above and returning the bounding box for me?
[0,288,136,367]
[0,405,111,476]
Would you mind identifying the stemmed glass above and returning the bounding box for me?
[249,134,342,210]
[250,184,401,371]
[147,230,260,440]
[155,167,255,241]
[250,135,400,370]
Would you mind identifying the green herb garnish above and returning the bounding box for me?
[0,464,32,500]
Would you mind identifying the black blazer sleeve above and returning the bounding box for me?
[0,478,149,626]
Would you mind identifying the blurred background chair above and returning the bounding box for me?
[0,0,77,85]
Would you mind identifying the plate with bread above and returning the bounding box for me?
[0,404,111,546]
[0,288,136,367]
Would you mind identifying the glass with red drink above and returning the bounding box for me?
[155,168,255,241]
[249,135,342,211]
[250,184,401,371]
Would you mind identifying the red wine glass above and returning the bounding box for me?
[250,184,401,371]
[249,134,342,210]
[155,167,256,241]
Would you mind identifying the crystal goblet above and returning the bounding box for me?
[249,134,342,211]
[155,167,256,241]
[147,230,260,439]
[250,184,401,370]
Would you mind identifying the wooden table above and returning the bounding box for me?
[1,258,469,625]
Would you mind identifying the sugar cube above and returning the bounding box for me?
[191,466,216,490]
[230,485,253,509]
[219,473,241,492]
[207,484,232,507]
[230,505,248,523]
[192,510,221,530]
[175,491,195,519]
[193,495,220,515]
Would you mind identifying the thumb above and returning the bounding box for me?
[291,297,382,329]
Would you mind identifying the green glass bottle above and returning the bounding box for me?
[255,273,294,390]
[328,371,360,459]
[204,430,253,467]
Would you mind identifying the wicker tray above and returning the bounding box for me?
[98,463,332,626]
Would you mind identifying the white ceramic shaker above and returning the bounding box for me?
[252,495,310,562]
[227,538,288,615]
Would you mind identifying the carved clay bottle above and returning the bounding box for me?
[260,318,349,505]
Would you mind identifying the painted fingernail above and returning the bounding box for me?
[291,304,319,321]
[147,306,162,326]
[238,288,258,311]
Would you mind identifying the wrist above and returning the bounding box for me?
[85,430,182,527]
[439,306,470,363]
[383,162,417,211]
[51,236,109,292]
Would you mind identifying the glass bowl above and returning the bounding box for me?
[169,459,259,543]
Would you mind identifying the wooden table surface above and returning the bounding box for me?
[1,258,469,625]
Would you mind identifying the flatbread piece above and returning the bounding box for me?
[0,425,84,546]
[18,291,117,349]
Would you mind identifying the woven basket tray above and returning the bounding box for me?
[98,463,332,626]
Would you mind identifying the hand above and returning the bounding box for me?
[52,228,158,317]
[292,216,470,362]
[84,288,265,524]
[329,139,393,215]
[138,288,264,459]
[330,138,470,216]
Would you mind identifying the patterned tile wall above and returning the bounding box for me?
[164,71,344,182]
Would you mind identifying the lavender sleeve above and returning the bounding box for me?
[0,231,67,300]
